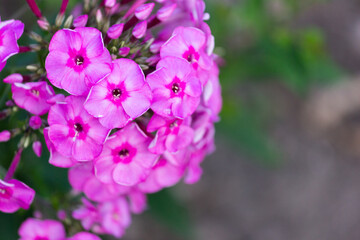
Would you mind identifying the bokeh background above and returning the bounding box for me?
[3,0,360,239]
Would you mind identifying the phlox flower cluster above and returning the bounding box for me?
[0,0,222,238]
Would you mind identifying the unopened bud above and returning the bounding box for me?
[64,15,74,28]
[26,64,39,72]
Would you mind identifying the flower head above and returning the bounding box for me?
[0,179,35,213]
[84,59,152,129]
[45,27,112,96]
[94,123,158,186]
[47,96,110,161]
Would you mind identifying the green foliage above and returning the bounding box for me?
[147,189,194,238]
[207,0,342,166]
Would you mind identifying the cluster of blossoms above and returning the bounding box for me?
[0,0,221,238]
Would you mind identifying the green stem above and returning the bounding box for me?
[0,84,11,109]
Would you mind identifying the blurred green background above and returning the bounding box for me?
[3,0,360,239]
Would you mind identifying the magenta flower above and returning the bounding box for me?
[84,59,152,129]
[0,19,24,72]
[18,218,66,240]
[44,127,77,168]
[160,26,211,72]
[73,198,101,231]
[12,81,55,115]
[69,162,130,202]
[99,197,131,238]
[147,56,202,118]
[139,157,185,193]
[94,123,159,186]
[147,114,194,154]
[0,179,35,213]
[45,27,112,96]
[47,96,110,161]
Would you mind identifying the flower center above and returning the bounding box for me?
[112,88,122,98]
[119,149,129,158]
[31,89,40,96]
[74,123,83,132]
[172,83,180,93]
[75,55,84,65]
[169,120,178,129]
[187,54,194,63]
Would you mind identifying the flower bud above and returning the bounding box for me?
[132,21,147,39]
[107,23,124,39]
[29,116,42,130]
[0,130,11,142]
[32,141,42,157]
[73,14,88,27]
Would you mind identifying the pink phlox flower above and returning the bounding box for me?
[18,218,65,240]
[99,197,131,238]
[147,114,194,154]
[0,19,24,72]
[160,26,212,75]
[0,179,35,213]
[94,123,159,186]
[147,56,202,118]
[45,27,112,96]
[44,127,77,168]
[84,59,152,129]
[12,81,55,115]
[47,96,110,161]
[73,198,101,231]
[69,162,130,202]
